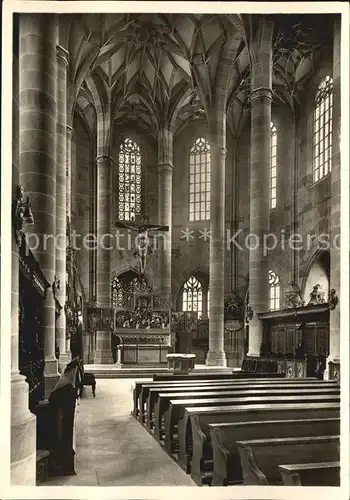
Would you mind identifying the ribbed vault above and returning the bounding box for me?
[63,13,335,139]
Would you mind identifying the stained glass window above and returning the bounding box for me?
[269,270,280,311]
[111,277,124,309]
[270,122,277,209]
[118,138,142,221]
[182,276,203,316]
[313,76,333,182]
[189,138,210,221]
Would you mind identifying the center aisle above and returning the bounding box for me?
[44,378,195,486]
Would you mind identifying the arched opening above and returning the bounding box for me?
[303,251,330,305]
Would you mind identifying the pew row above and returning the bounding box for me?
[209,417,340,486]
[153,372,283,381]
[151,383,339,438]
[236,435,340,485]
[278,462,340,486]
[181,402,340,479]
[164,393,340,456]
[134,374,311,418]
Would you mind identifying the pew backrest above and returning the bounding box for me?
[236,435,340,485]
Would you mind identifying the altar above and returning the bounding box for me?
[112,275,172,366]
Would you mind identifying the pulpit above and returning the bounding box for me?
[166,353,196,374]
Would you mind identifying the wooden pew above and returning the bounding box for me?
[153,372,283,381]
[179,402,340,476]
[278,461,340,486]
[236,435,340,485]
[138,379,261,423]
[151,382,339,437]
[136,377,336,420]
[137,376,303,422]
[164,393,340,455]
[133,378,254,417]
[209,417,340,486]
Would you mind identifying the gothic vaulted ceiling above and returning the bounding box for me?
[62,13,335,139]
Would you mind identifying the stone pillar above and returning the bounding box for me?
[56,45,69,372]
[206,134,227,367]
[247,20,274,357]
[65,124,73,361]
[94,155,113,363]
[11,50,37,486]
[19,14,60,396]
[325,17,341,381]
[158,128,173,300]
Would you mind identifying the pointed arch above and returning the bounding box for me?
[269,270,280,311]
[313,76,333,182]
[270,121,277,209]
[189,137,211,221]
[117,137,142,221]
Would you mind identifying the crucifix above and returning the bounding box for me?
[115,215,169,275]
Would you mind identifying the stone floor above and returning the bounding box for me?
[43,378,195,486]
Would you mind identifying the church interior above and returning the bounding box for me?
[8,10,345,489]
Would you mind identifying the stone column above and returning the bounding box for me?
[56,45,69,372]
[247,20,274,357]
[19,14,60,396]
[158,128,173,300]
[11,50,36,486]
[94,155,114,363]
[65,124,73,361]
[206,133,227,367]
[325,17,341,381]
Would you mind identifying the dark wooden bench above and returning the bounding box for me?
[237,435,340,485]
[138,379,258,423]
[36,449,50,484]
[278,461,340,486]
[134,378,252,417]
[180,402,340,477]
[209,417,340,486]
[151,382,339,438]
[164,393,340,456]
[153,372,283,381]
[137,377,335,421]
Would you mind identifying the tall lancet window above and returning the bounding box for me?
[270,122,277,209]
[269,270,280,311]
[189,138,211,221]
[313,76,333,182]
[118,138,142,221]
[182,276,203,316]
[111,277,124,309]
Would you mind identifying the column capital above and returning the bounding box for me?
[66,124,73,136]
[96,155,114,166]
[56,45,69,66]
[249,87,273,103]
[158,162,174,173]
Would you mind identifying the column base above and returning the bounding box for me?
[246,351,261,358]
[94,330,113,364]
[324,356,341,382]
[205,350,227,367]
[11,372,37,485]
[44,356,60,399]
[58,352,70,374]
[94,349,114,364]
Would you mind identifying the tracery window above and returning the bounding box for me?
[313,76,333,182]
[270,122,277,209]
[189,138,210,221]
[269,270,280,311]
[111,277,124,309]
[118,138,142,221]
[182,276,203,316]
